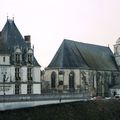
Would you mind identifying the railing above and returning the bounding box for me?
[0,92,90,103]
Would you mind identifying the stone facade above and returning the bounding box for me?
[43,69,113,96]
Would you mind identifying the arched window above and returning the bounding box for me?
[51,72,56,88]
[69,71,75,92]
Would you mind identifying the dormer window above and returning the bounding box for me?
[28,54,33,64]
[27,48,33,65]
[15,53,21,64]
[14,47,22,65]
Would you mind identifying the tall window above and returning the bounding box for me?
[27,84,33,94]
[3,57,5,62]
[15,84,20,94]
[96,72,102,96]
[15,67,21,81]
[15,53,21,64]
[69,71,75,92]
[27,68,32,81]
[28,54,33,64]
[51,72,56,88]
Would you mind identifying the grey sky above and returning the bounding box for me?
[0,0,120,68]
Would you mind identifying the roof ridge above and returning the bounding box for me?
[64,39,108,48]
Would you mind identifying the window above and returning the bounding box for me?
[69,71,75,92]
[15,84,20,94]
[51,72,56,88]
[27,68,32,81]
[28,54,33,64]
[15,53,21,64]
[27,84,33,94]
[15,68,21,81]
[3,57,5,62]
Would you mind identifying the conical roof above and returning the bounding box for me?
[1,19,27,53]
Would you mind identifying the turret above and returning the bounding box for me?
[114,37,120,67]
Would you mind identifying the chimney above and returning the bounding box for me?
[24,35,31,47]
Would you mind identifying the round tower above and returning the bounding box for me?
[114,37,120,67]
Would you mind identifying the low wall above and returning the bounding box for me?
[0,92,90,102]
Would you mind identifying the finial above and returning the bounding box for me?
[12,14,14,21]
[7,15,9,20]
[13,16,14,21]
[108,44,109,47]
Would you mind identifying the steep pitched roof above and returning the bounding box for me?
[47,39,118,71]
[1,19,28,52]
[0,19,40,66]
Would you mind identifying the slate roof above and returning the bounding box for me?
[0,19,40,66]
[47,39,118,71]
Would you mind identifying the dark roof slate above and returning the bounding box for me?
[1,19,27,52]
[0,19,40,66]
[48,39,118,70]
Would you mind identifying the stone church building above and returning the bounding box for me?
[0,19,41,95]
[43,39,120,96]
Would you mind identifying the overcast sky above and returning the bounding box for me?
[0,0,120,68]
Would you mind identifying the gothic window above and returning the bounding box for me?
[51,72,56,88]
[15,67,21,81]
[27,84,33,94]
[27,67,32,81]
[15,84,20,94]
[69,71,75,92]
